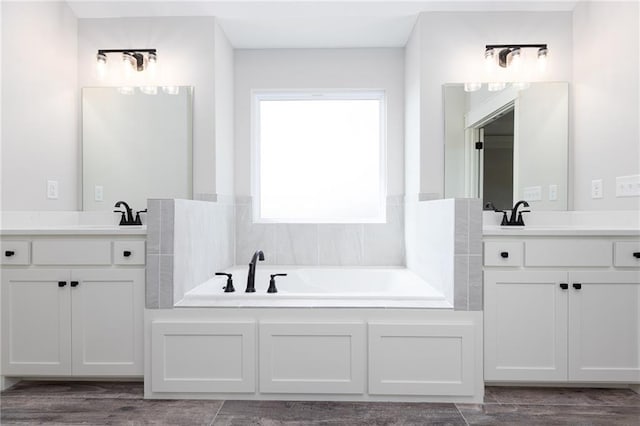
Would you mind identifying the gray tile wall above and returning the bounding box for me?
[146,197,235,309]
[453,198,482,311]
[235,196,405,266]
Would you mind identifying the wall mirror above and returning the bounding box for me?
[444,82,568,211]
[82,86,193,211]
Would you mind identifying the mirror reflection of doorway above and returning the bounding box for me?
[481,110,514,211]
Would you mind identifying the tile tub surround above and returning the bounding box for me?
[235,195,405,266]
[406,198,482,310]
[2,382,640,425]
[146,198,235,308]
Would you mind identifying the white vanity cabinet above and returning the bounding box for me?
[484,235,640,384]
[1,234,145,378]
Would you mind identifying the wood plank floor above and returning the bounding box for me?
[1,381,639,425]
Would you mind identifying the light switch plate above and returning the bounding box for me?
[523,186,542,201]
[47,180,58,199]
[591,179,603,199]
[616,175,640,197]
[548,184,558,201]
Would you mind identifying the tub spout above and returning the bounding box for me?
[246,250,265,293]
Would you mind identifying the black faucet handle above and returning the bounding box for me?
[113,210,127,225]
[215,272,235,293]
[133,209,147,225]
[268,274,287,294]
[497,210,508,226]
[516,210,530,226]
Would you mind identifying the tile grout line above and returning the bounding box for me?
[209,400,226,426]
[454,403,471,426]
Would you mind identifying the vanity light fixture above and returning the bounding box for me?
[484,44,548,69]
[487,82,506,92]
[464,82,482,92]
[95,49,158,76]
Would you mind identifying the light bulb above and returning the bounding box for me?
[96,52,107,81]
[488,82,506,92]
[537,47,548,72]
[510,48,521,71]
[147,52,157,78]
[122,53,135,79]
[484,48,495,73]
[464,82,482,92]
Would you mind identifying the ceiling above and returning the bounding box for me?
[66,1,579,49]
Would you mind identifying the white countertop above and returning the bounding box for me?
[0,225,146,236]
[483,225,640,237]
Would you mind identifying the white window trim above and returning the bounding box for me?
[251,89,388,224]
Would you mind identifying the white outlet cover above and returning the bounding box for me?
[47,180,58,199]
[591,179,603,199]
[548,184,558,201]
[94,185,104,202]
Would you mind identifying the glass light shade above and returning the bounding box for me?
[122,53,135,79]
[484,49,495,73]
[464,82,482,92]
[510,48,521,71]
[537,48,548,72]
[140,86,158,95]
[116,86,135,95]
[512,82,531,90]
[488,82,506,92]
[147,52,157,78]
[96,53,107,81]
[162,86,180,95]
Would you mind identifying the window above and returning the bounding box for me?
[253,91,386,223]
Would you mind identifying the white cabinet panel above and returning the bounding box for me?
[1,269,72,375]
[113,241,146,265]
[1,241,30,265]
[151,322,256,393]
[614,242,640,267]
[484,270,568,381]
[524,240,611,267]
[484,241,523,267]
[368,322,476,396]
[568,271,640,382]
[71,269,144,376]
[32,239,112,265]
[259,322,365,394]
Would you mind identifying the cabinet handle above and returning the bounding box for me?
[633,252,640,259]
[4,250,15,257]
[123,250,132,257]
[500,251,509,258]
[70,281,79,288]
[573,283,582,290]
[560,283,568,290]
[58,281,67,288]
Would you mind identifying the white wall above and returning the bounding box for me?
[234,48,405,197]
[572,1,639,210]
[413,11,573,200]
[213,23,235,197]
[1,1,78,210]
[78,17,218,201]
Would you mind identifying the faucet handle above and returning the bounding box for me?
[516,210,530,226]
[133,209,147,225]
[113,210,127,225]
[268,273,287,294]
[215,272,235,293]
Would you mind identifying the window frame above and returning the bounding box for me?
[251,89,387,224]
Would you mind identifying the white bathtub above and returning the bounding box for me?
[176,266,452,308]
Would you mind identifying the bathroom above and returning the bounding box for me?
[1,0,639,424]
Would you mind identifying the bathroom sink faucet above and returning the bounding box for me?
[500,200,530,226]
[114,201,135,226]
[246,250,265,293]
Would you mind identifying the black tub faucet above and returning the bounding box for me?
[246,250,265,293]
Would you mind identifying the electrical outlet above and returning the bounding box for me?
[94,185,104,202]
[47,180,59,199]
[548,184,558,201]
[591,179,603,199]
[616,175,640,197]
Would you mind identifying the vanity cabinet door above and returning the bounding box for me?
[1,269,72,376]
[568,271,640,382]
[70,269,144,376]
[484,270,568,382]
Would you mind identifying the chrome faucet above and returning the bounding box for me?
[498,200,530,226]
[246,250,265,293]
